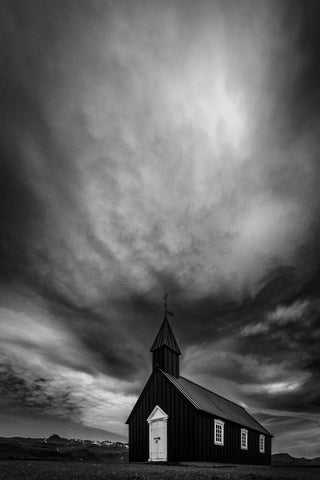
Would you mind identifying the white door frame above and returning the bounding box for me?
[147,405,168,462]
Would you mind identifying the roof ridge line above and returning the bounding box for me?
[179,375,248,410]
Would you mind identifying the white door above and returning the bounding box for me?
[150,420,166,460]
[147,405,168,462]
[150,419,167,461]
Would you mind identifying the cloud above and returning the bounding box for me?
[2,0,319,301]
[241,299,310,336]
[0,336,137,438]
[268,301,310,324]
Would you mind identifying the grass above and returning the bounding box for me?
[1,461,320,480]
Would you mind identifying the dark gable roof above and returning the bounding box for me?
[150,314,181,354]
[161,371,272,436]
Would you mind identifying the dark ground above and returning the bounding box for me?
[1,461,320,480]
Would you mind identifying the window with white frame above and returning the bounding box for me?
[214,419,224,445]
[259,434,265,453]
[241,428,248,450]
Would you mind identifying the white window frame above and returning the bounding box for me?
[259,434,265,453]
[214,419,224,446]
[240,428,248,450]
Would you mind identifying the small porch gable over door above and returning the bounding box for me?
[147,405,168,462]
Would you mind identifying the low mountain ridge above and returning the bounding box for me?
[0,435,128,462]
[272,453,320,466]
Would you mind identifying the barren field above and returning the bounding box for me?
[1,461,320,480]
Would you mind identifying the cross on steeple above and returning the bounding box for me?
[163,292,168,310]
[162,292,173,316]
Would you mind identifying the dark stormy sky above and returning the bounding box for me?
[1,0,320,457]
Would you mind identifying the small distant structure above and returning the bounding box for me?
[126,294,272,464]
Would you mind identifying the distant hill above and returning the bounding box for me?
[0,435,128,462]
[272,453,320,467]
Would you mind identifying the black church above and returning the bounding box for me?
[126,302,272,465]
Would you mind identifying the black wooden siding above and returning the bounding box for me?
[128,369,195,461]
[128,370,271,465]
[152,346,179,377]
[195,411,271,465]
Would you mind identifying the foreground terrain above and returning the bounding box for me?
[1,461,320,480]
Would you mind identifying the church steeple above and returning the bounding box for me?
[150,293,181,377]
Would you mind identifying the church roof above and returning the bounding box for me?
[161,371,272,436]
[150,314,181,354]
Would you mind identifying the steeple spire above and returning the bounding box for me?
[150,293,181,377]
[150,314,181,354]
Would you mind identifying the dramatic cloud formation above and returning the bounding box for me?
[0,0,320,456]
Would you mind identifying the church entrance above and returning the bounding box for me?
[147,405,168,461]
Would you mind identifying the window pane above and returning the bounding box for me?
[241,430,247,449]
[214,421,224,444]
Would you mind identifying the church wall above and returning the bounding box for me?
[128,368,196,461]
[128,371,272,464]
[194,411,272,465]
[128,371,272,465]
